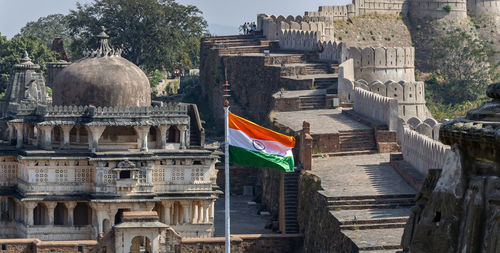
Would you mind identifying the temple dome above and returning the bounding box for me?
[52,29,151,107]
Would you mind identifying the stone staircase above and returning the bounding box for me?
[284,169,300,234]
[299,95,326,110]
[203,34,270,55]
[339,129,377,153]
[314,76,338,90]
[326,180,415,251]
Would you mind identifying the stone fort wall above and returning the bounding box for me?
[409,0,468,20]
[339,59,449,175]
[319,41,415,83]
[257,14,333,41]
[467,0,500,15]
[301,0,497,22]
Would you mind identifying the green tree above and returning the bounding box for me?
[19,14,73,58]
[427,27,494,103]
[67,0,207,72]
[0,33,57,93]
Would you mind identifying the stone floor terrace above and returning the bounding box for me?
[311,153,416,252]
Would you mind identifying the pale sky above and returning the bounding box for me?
[0,0,350,38]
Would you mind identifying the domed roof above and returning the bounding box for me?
[52,28,151,107]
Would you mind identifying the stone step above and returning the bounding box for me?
[343,228,404,251]
[313,150,379,157]
[328,198,414,207]
[326,194,416,201]
[338,129,374,134]
[339,139,376,145]
[329,202,413,211]
[340,222,407,230]
[340,147,377,152]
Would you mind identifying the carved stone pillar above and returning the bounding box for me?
[13,123,24,149]
[193,203,199,224]
[158,125,170,149]
[182,201,190,224]
[7,123,13,145]
[38,125,53,150]
[162,200,171,225]
[65,202,77,226]
[134,126,150,151]
[60,125,73,149]
[45,202,57,225]
[203,201,210,223]
[24,202,37,226]
[177,125,187,149]
[210,200,215,221]
[87,126,106,152]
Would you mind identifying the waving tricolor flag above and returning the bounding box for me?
[227,112,296,172]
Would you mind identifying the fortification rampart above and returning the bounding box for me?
[258,14,333,41]
[278,30,322,51]
[409,0,468,19]
[340,59,449,175]
[320,42,415,83]
[400,124,450,175]
[467,0,500,15]
[304,0,408,23]
[353,87,399,130]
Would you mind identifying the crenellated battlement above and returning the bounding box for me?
[278,30,322,51]
[258,14,333,41]
[318,42,415,83]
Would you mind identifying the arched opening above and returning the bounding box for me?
[73,203,91,226]
[7,198,16,221]
[51,126,62,147]
[54,203,68,225]
[114,208,130,225]
[100,126,136,150]
[0,198,8,221]
[130,236,151,253]
[70,126,88,146]
[148,127,157,149]
[34,203,48,225]
[167,126,179,143]
[103,219,111,233]
[152,203,164,223]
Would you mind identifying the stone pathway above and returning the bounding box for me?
[311,154,416,251]
[214,195,276,236]
[273,109,371,134]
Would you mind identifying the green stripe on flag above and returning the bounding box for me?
[229,145,295,172]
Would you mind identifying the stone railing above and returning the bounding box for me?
[279,30,322,52]
[400,125,450,175]
[353,87,399,131]
[16,103,188,117]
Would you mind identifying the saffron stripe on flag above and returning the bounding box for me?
[229,113,295,148]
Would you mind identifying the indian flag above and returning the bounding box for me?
[228,112,296,172]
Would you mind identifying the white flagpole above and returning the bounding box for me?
[224,85,231,253]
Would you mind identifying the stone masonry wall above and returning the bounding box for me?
[0,239,97,253]
[468,0,500,15]
[298,172,356,252]
[180,234,303,253]
[216,165,259,195]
